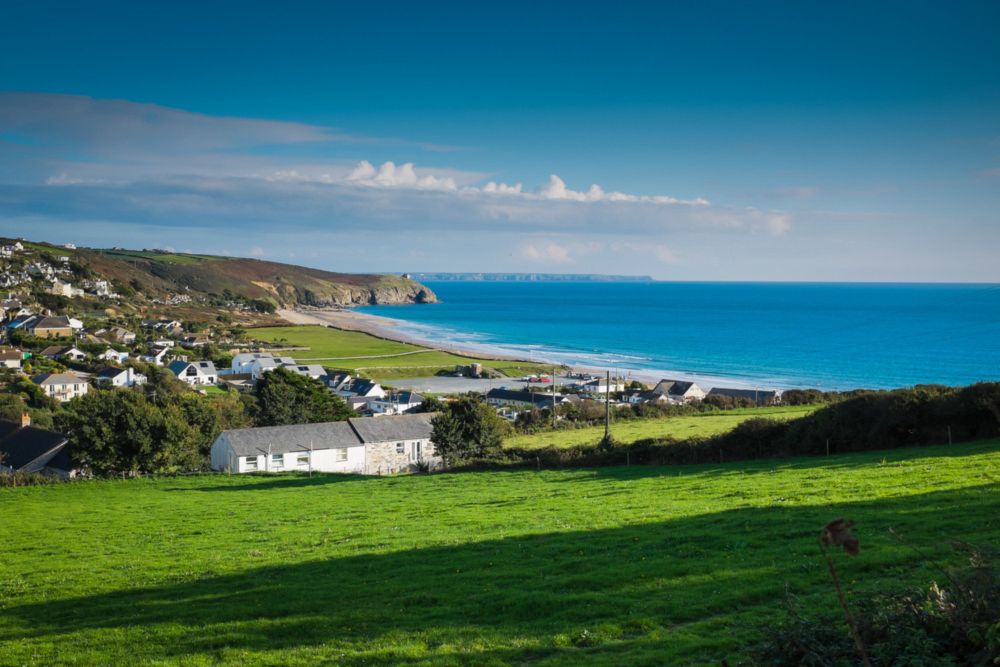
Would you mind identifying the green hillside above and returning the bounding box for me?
[1,440,997,665]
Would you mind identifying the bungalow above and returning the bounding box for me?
[486,387,569,409]
[39,345,87,362]
[332,378,385,400]
[94,366,147,388]
[368,391,425,415]
[625,390,671,405]
[180,333,210,348]
[168,360,218,386]
[31,372,90,402]
[0,413,77,478]
[706,387,779,406]
[106,326,136,345]
[210,413,440,475]
[578,377,626,395]
[652,379,707,403]
[31,316,74,339]
[231,352,326,381]
[0,346,23,370]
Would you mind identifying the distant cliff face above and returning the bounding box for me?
[73,247,437,308]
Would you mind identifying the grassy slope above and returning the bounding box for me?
[507,405,819,449]
[251,324,553,380]
[1,440,998,665]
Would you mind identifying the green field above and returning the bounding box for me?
[1,440,998,665]
[507,405,819,449]
[250,325,554,380]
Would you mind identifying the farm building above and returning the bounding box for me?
[210,413,440,475]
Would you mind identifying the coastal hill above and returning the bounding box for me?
[2,239,436,308]
[406,272,654,282]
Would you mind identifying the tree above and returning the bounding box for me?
[55,389,204,474]
[253,367,353,426]
[413,395,445,413]
[430,394,511,464]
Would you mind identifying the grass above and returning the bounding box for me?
[250,325,554,380]
[506,405,820,449]
[99,249,222,265]
[1,439,998,665]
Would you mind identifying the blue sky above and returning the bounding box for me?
[1,1,998,280]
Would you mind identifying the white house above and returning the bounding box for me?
[31,372,90,402]
[39,345,87,362]
[210,413,440,476]
[95,366,147,388]
[144,345,170,366]
[368,391,425,416]
[168,360,218,386]
[652,379,707,403]
[100,348,129,363]
[231,352,327,381]
[0,347,23,370]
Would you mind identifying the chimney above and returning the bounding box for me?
[20,412,31,428]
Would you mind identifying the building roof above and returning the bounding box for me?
[215,414,436,457]
[33,315,72,330]
[95,366,128,380]
[32,372,86,386]
[0,420,69,470]
[486,388,563,407]
[0,347,22,362]
[40,345,76,357]
[168,360,217,375]
[220,421,363,456]
[707,387,777,401]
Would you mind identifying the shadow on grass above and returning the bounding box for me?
[2,484,998,664]
[170,471,382,492]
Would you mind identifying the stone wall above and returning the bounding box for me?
[364,438,441,475]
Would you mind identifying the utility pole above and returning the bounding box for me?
[551,365,557,428]
[604,369,611,442]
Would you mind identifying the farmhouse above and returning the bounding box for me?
[168,360,218,386]
[210,413,440,475]
[31,372,89,402]
[652,379,707,403]
[0,414,76,478]
[707,387,779,406]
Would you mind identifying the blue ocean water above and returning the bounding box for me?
[358,282,1000,390]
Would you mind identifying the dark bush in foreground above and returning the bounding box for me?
[0,471,65,487]
[752,543,1000,666]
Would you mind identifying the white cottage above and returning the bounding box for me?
[210,413,440,475]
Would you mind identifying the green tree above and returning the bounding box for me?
[253,367,353,426]
[430,394,511,464]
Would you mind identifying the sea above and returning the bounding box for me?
[357,281,1000,391]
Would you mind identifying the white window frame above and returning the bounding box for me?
[396,442,405,454]
[270,453,283,469]
[244,456,258,471]
[296,453,310,468]
[334,448,348,462]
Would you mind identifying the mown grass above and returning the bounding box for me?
[1,440,998,665]
[250,325,553,380]
[507,405,820,449]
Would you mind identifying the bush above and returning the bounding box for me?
[752,543,1000,665]
[0,471,64,487]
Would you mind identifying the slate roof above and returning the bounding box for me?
[32,315,72,330]
[32,372,86,386]
[487,388,563,407]
[220,421,362,456]
[0,420,69,470]
[168,360,217,375]
[347,413,434,443]
[96,366,127,380]
[215,414,436,456]
[707,387,778,402]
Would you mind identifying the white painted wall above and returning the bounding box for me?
[210,434,366,474]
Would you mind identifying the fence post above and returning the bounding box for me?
[826,439,830,457]
[947,425,952,445]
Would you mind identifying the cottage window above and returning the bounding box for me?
[396,442,405,454]
[243,456,258,471]
[334,448,348,462]
[270,453,283,469]
[296,453,310,468]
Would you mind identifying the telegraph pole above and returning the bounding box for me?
[551,366,557,428]
[604,369,611,441]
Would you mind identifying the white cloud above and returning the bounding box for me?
[249,246,266,257]
[520,242,572,264]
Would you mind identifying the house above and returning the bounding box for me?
[231,352,327,381]
[325,372,354,393]
[0,413,76,478]
[368,391,425,415]
[143,345,170,366]
[39,345,87,362]
[94,366,147,388]
[578,377,626,395]
[210,413,440,475]
[0,346,23,370]
[486,387,568,409]
[46,278,83,298]
[168,360,218,386]
[180,333,211,348]
[30,316,74,339]
[625,390,671,405]
[706,387,779,406]
[31,372,90,402]
[100,348,129,363]
[106,326,136,345]
[336,378,385,399]
[652,379,707,403]
[4,314,39,332]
